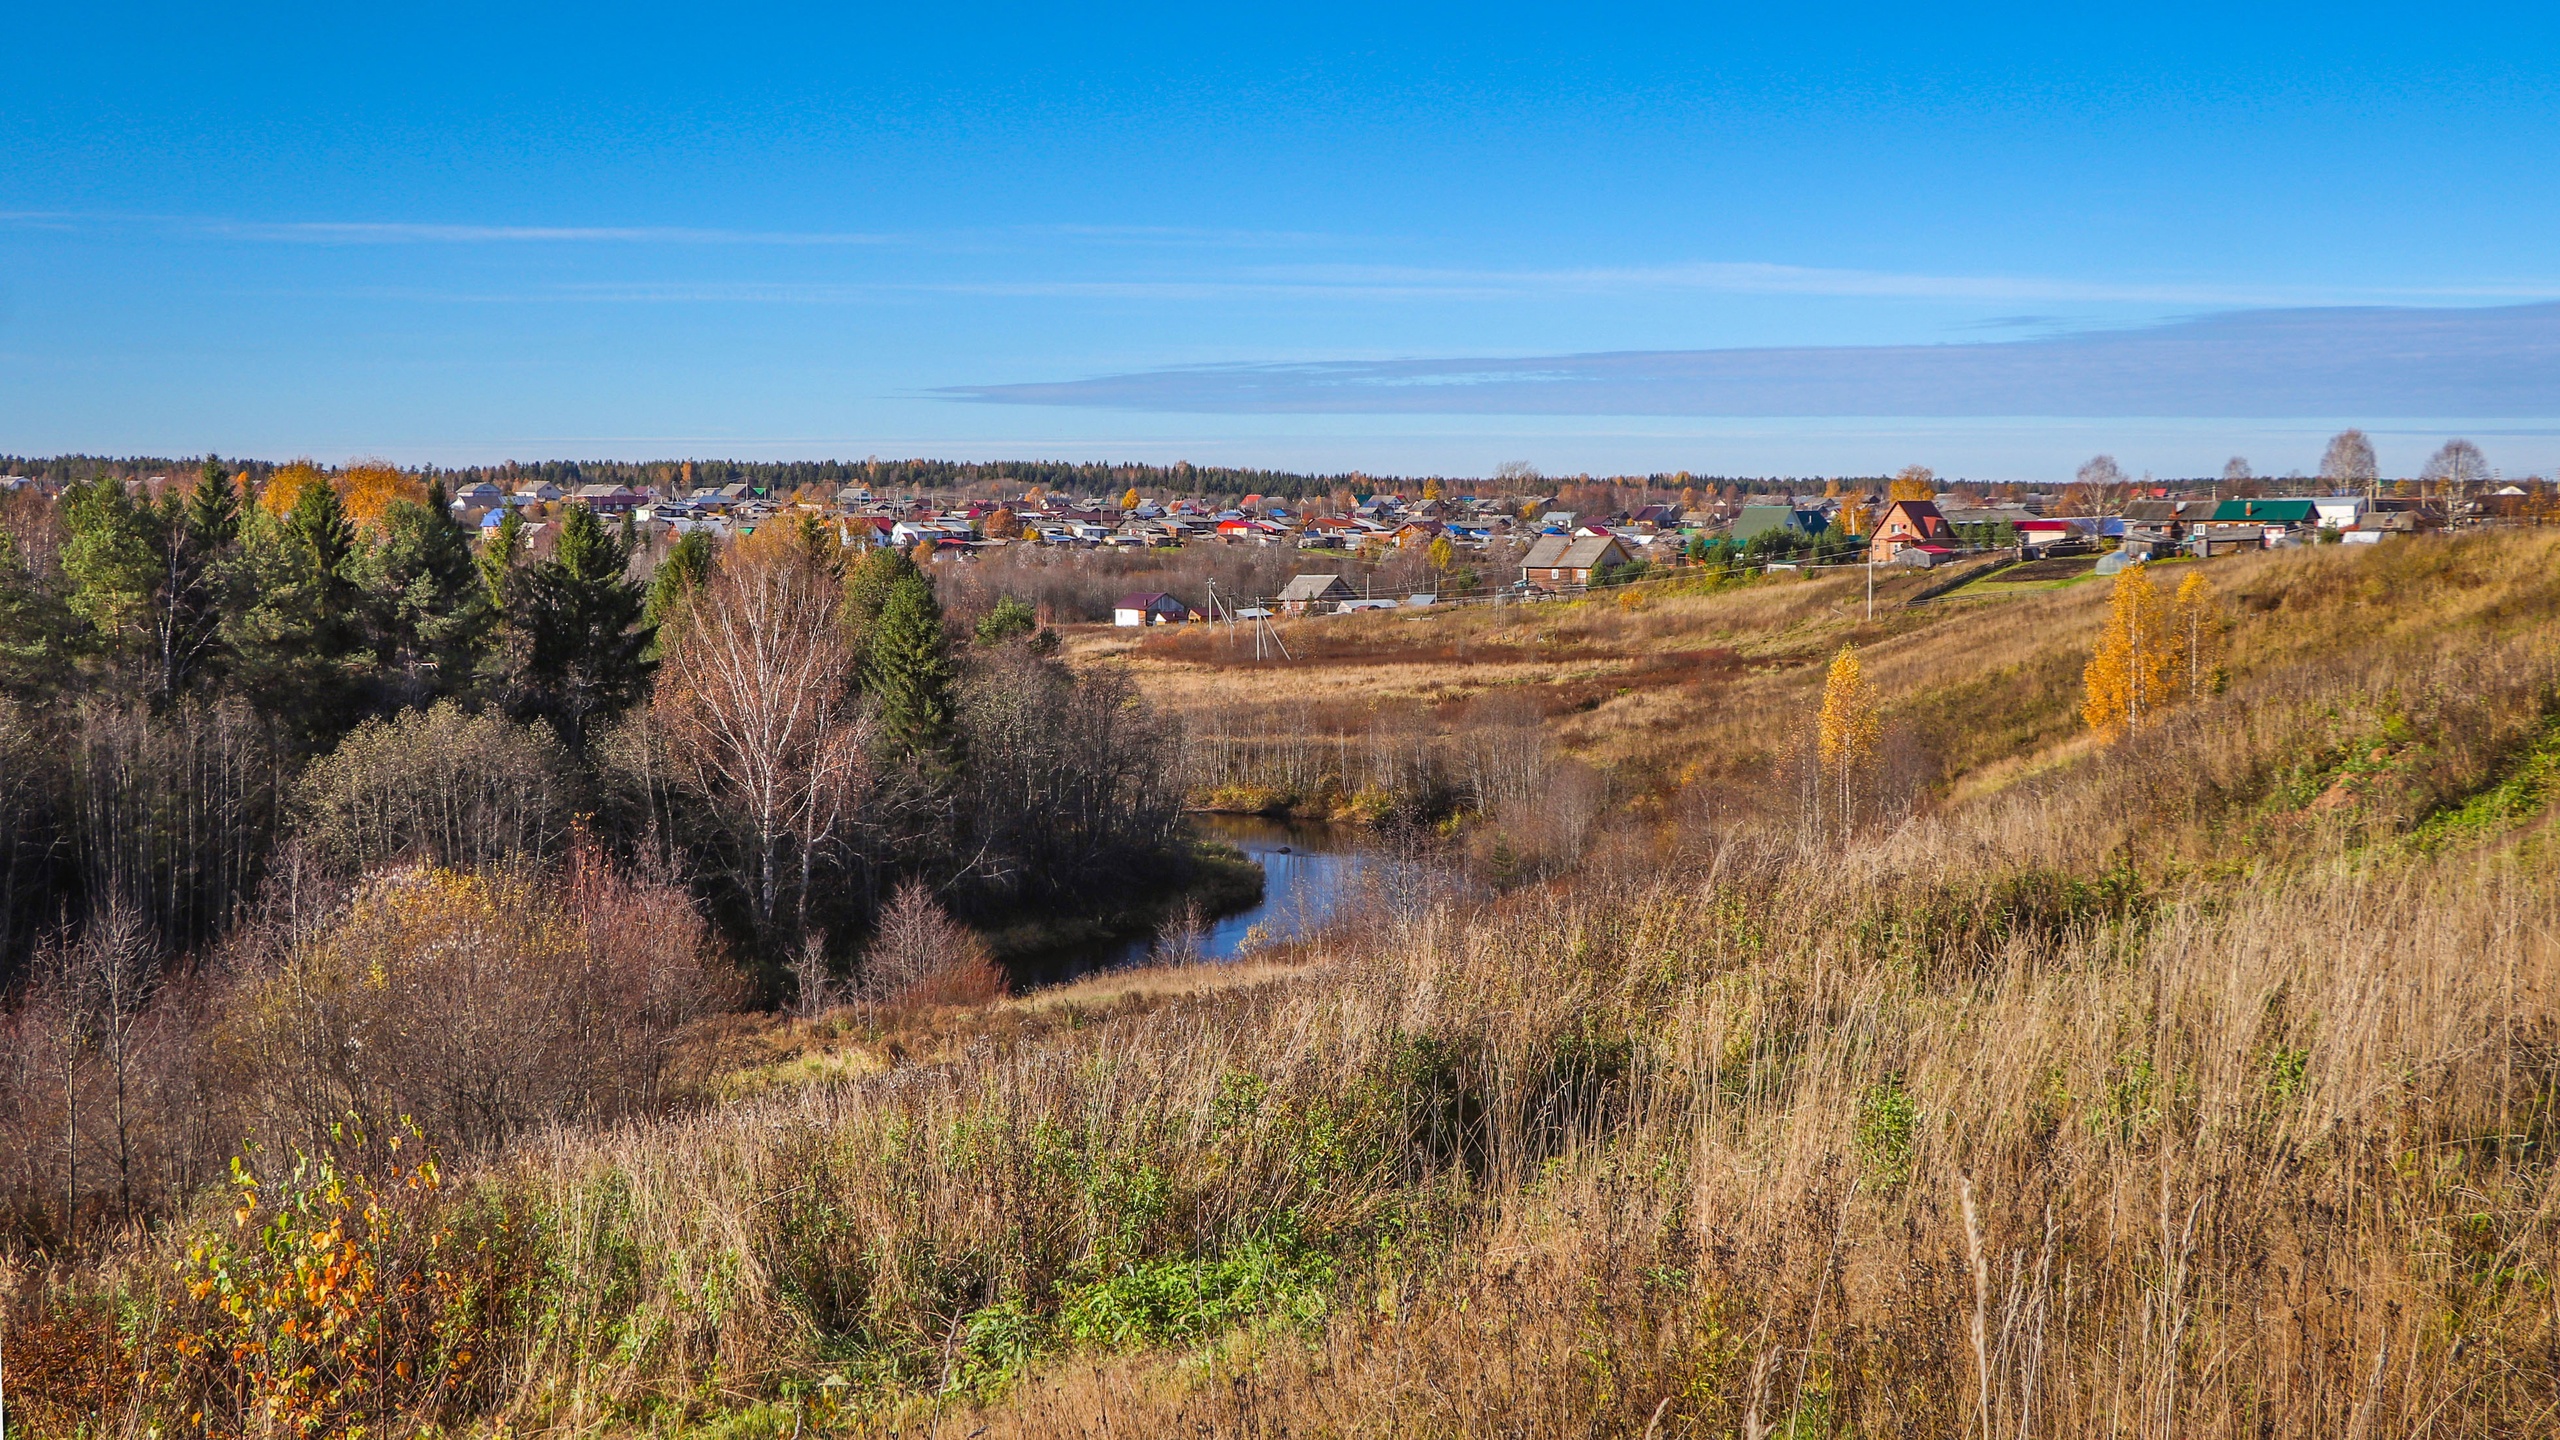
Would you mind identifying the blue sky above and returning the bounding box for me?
[6,3,2559,479]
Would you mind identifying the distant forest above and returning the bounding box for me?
[3,454,1803,501]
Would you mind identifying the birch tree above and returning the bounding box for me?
[655,532,875,952]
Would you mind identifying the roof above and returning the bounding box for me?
[1114,592,1178,610]
[1732,504,1827,541]
[1557,536,1629,568]
[1521,535,1572,568]
[1276,573,1355,601]
[2209,498,2318,523]
[1881,498,1947,524]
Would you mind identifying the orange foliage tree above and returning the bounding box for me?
[1887,465,1937,501]
[340,458,425,532]
[1817,643,1883,834]
[2082,564,2182,739]
[1836,495,1872,538]
[258,458,328,518]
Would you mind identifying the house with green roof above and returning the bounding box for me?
[2206,498,2318,525]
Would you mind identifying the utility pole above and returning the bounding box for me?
[1866,557,1874,622]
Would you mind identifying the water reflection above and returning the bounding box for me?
[1187,814,1364,960]
[1014,815,1364,986]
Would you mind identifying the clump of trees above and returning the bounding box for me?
[2082,565,2224,739]
[0,458,1192,1243]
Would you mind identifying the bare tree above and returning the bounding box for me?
[2220,457,2252,496]
[654,534,876,954]
[2420,438,2491,494]
[2321,430,2379,498]
[858,879,1002,1005]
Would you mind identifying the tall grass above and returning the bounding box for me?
[16,530,2560,1436]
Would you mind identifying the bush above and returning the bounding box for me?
[291,700,582,877]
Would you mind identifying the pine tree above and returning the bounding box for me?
[499,505,653,750]
[2082,564,2180,740]
[0,528,72,699]
[59,477,162,668]
[866,572,956,761]
[974,596,1037,645]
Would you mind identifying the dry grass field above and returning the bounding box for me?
[16,529,2560,1438]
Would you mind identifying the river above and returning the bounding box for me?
[1018,815,1364,984]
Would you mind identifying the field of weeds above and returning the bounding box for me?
[14,529,2560,1437]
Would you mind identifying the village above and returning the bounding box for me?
[292,460,2522,622]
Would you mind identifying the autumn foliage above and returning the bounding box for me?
[2082,563,2227,739]
[1816,642,1882,832]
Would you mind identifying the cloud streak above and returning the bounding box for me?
[939,302,2560,418]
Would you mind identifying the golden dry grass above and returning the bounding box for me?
[24,528,2560,1439]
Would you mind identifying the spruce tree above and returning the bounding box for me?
[479,508,525,608]
[839,542,920,671]
[500,504,653,750]
[643,528,716,643]
[0,529,72,699]
[865,572,956,762]
[362,479,491,703]
[185,459,241,548]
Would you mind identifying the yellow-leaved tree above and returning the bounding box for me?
[340,458,424,532]
[1422,478,1443,500]
[1120,487,1142,510]
[1888,465,1937,502]
[2083,564,2182,739]
[1818,642,1883,834]
[1837,495,1871,539]
[2172,569,2225,697]
[1427,535,1455,575]
[258,458,327,517]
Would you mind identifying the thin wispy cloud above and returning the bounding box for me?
[939,301,2560,419]
[0,210,1345,253]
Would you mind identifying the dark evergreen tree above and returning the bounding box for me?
[360,480,491,704]
[865,572,956,762]
[643,527,716,644]
[0,528,72,700]
[839,543,920,673]
[184,459,241,548]
[231,478,370,746]
[499,505,652,750]
[479,508,526,610]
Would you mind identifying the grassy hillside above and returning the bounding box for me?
[15,530,2560,1437]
